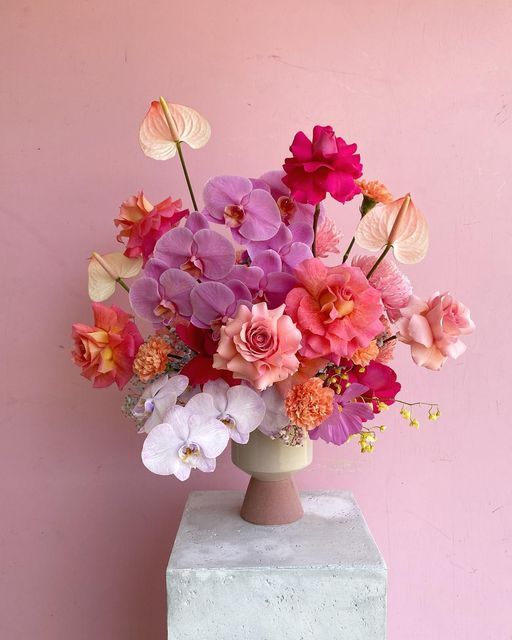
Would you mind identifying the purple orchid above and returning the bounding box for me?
[129,267,196,327]
[203,175,281,243]
[247,222,314,273]
[259,170,322,225]
[227,249,296,308]
[153,226,234,281]
[185,211,210,232]
[190,280,252,331]
[309,383,374,445]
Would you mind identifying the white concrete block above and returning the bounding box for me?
[167,491,386,639]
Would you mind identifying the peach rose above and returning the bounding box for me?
[396,292,475,370]
[213,302,301,390]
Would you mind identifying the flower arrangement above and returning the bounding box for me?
[72,98,475,480]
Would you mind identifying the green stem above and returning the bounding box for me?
[116,277,129,292]
[342,237,356,264]
[176,140,198,211]
[366,243,392,279]
[312,203,321,257]
[382,334,396,344]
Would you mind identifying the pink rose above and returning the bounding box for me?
[396,292,475,370]
[213,302,301,390]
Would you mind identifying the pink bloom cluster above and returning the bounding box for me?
[72,113,475,479]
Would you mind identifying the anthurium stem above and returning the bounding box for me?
[116,277,130,292]
[92,252,130,292]
[312,203,321,257]
[366,243,392,279]
[159,96,198,211]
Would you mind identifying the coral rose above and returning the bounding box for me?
[213,302,301,390]
[72,303,143,389]
[282,125,362,205]
[285,377,334,430]
[285,259,384,363]
[396,292,475,370]
[115,192,188,264]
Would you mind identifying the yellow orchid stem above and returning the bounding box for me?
[312,203,321,257]
[91,252,130,293]
[159,96,199,211]
[366,194,411,279]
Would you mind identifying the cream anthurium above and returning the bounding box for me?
[132,374,189,433]
[141,405,229,480]
[185,380,266,444]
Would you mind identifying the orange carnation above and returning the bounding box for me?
[133,335,172,382]
[351,340,380,367]
[357,179,393,204]
[285,377,334,430]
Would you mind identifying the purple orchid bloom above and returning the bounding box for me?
[190,280,252,332]
[203,175,281,243]
[259,170,323,225]
[185,211,210,232]
[247,222,314,273]
[129,267,196,327]
[227,249,296,308]
[309,383,374,445]
[153,226,234,281]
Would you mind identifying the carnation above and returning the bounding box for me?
[285,378,334,430]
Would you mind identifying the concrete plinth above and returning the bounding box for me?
[167,491,387,639]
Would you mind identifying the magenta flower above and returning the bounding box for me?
[309,383,373,445]
[153,226,234,281]
[227,250,297,308]
[190,280,252,330]
[347,361,401,412]
[247,223,313,273]
[129,267,196,327]
[282,125,362,205]
[203,175,281,242]
[259,170,320,224]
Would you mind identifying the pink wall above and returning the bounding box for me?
[1,0,510,637]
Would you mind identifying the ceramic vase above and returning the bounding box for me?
[231,429,313,525]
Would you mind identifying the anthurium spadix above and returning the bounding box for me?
[139,99,211,161]
[355,194,429,264]
[88,251,142,301]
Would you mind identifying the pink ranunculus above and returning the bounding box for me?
[115,192,188,264]
[285,259,384,363]
[213,302,302,390]
[396,293,475,370]
[352,255,412,321]
[72,303,143,389]
[282,125,363,205]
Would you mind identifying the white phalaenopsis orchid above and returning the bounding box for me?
[132,374,189,433]
[141,405,229,480]
[258,386,290,437]
[186,379,265,444]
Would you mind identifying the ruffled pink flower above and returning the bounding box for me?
[396,292,475,370]
[72,303,143,389]
[115,193,188,264]
[352,255,412,320]
[315,216,342,257]
[213,302,302,390]
[282,125,362,205]
[285,259,383,363]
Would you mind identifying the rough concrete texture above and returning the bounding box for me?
[167,491,387,639]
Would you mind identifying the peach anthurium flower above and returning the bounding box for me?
[139,99,211,160]
[88,252,142,302]
[355,195,429,264]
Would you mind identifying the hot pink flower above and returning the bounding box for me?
[72,303,143,389]
[115,192,188,264]
[282,125,362,205]
[285,259,383,363]
[396,292,475,370]
[213,302,302,390]
[352,255,412,320]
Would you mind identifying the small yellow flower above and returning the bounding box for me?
[400,407,411,420]
[377,401,389,411]
[410,418,420,429]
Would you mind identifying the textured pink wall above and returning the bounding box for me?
[1,0,510,638]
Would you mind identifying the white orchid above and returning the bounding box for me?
[141,405,229,480]
[132,374,189,433]
[185,379,265,444]
[258,386,290,437]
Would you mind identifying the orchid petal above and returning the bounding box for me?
[129,277,161,323]
[203,176,252,219]
[187,414,230,458]
[238,189,281,241]
[141,422,185,476]
[193,229,235,279]
[159,269,196,317]
[190,282,235,328]
[139,101,211,161]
